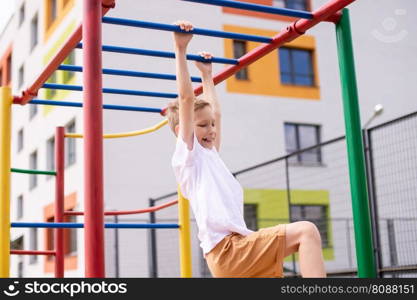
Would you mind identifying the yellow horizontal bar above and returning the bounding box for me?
[65,119,168,139]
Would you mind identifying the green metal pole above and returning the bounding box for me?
[335,8,376,278]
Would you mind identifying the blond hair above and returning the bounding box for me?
[166,98,211,134]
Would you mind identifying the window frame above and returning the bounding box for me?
[43,192,78,271]
[223,0,311,22]
[46,0,58,29]
[244,203,258,231]
[29,104,38,120]
[272,0,309,11]
[233,40,249,81]
[279,47,315,87]
[17,128,24,152]
[29,228,38,264]
[29,150,38,190]
[17,195,24,219]
[65,120,76,167]
[30,13,39,52]
[19,3,25,27]
[46,136,55,180]
[284,122,322,165]
[45,213,77,259]
[18,64,25,89]
[44,0,75,41]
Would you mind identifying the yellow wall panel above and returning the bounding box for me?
[224,24,320,100]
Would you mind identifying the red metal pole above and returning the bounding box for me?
[64,199,178,216]
[11,250,56,256]
[54,127,65,278]
[192,0,355,96]
[83,0,105,277]
[13,1,115,105]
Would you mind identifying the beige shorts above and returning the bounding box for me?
[205,224,286,278]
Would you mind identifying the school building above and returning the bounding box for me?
[0,0,416,277]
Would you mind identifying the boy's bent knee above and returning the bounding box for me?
[297,221,321,240]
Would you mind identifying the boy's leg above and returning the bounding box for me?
[284,221,326,278]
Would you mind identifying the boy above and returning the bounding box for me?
[168,20,326,278]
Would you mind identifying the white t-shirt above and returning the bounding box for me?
[172,133,253,255]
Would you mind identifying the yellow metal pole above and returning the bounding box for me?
[0,87,12,278]
[178,186,192,277]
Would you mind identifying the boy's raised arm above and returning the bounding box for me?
[173,21,195,150]
[195,52,222,151]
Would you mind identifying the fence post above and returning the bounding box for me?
[285,157,297,276]
[148,198,158,278]
[114,215,119,278]
[363,128,383,277]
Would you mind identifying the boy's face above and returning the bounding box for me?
[194,106,216,149]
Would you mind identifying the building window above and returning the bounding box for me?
[17,195,24,219]
[29,150,38,190]
[67,214,77,254]
[46,214,77,259]
[273,0,308,10]
[279,47,314,86]
[284,123,321,164]
[29,104,38,120]
[46,136,55,179]
[46,216,54,256]
[18,64,24,89]
[47,0,58,28]
[18,261,24,278]
[290,204,329,247]
[65,120,76,167]
[29,228,38,264]
[11,236,24,277]
[233,40,248,80]
[244,204,258,231]
[19,3,25,27]
[63,51,75,83]
[17,128,24,152]
[31,13,39,51]
[11,236,24,250]
[45,0,75,39]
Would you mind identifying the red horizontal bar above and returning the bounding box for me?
[11,250,56,256]
[64,199,178,216]
[172,0,355,103]
[14,0,116,105]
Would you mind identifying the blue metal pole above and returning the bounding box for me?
[76,44,238,64]
[58,65,202,82]
[42,83,178,98]
[29,100,163,113]
[11,222,179,229]
[181,0,313,19]
[102,17,273,43]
